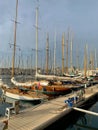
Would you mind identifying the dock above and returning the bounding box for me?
[1,84,98,130]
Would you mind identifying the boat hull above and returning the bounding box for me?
[5,91,42,101]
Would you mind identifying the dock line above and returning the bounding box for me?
[73,107,98,116]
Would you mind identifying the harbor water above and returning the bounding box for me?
[64,101,98,130]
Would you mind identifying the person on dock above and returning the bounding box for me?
[77,89,85,101]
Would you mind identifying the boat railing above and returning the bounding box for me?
[5,100,19,119]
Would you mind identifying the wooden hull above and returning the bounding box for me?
[42,89,71,96]
[32,84,72,96]
[5,91,41,101]
[2,87,48,101]
[38,84,72,91]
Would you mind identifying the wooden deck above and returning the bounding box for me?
[1,85,98,130]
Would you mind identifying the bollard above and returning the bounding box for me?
[5,108,10,119]
[5,107,15,119]
[13,100,19,114]
[85,84,87,89]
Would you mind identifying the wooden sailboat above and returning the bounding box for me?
[34,83,73,96]
[2,1,49,101]
[2,86,48,101]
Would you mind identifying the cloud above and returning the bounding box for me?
[0,0,98,68]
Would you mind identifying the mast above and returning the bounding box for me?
[84,44,87,77]
[92,51,94,70]
[76,44,79,71]
[54,31,56,75]
[35,7,38,75]
[12,0,18,78]
[95,48,97,69]
[45,33,49,74]
[90,50,94,71]
[70,31,73,72]
[62,33,65,74]
[66,29,69,74]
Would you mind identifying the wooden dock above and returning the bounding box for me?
[1,85,98,130]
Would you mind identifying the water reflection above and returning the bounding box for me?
[74,123,98,130]
[66,102,98,130]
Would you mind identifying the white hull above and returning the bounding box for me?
[35,72,83,82]
[35,72,81,80]
[5,91,42,101]
[35,72,70,80]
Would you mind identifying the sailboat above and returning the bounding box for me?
[35,32,81,81]
[1,0,49,101]
[10,4,49,87]
[35,32,70,80]
[2,86,48,101]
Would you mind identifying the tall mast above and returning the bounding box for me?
[95,48,97,69]
[84,44,87,77]
[62,33,65,74]
[45,33,49,74]
[66,29,69,74]
[12,0,18,78]
[89,51,92,70]
[76,44,79,70]
[54,31,56,75]
[35,7,38,75]
[70,31,73,72]
[90,51,94,70]
[92,51,94,70]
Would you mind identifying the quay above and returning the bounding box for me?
[0,84,98,130]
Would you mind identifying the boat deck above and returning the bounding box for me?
[1,85,98,130]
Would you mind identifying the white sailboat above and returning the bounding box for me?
[10,3,49,88]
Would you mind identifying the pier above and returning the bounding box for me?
[0,84,98,130]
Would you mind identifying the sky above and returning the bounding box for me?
[0,0,98,68]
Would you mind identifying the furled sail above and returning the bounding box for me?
[11,77,49,87]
